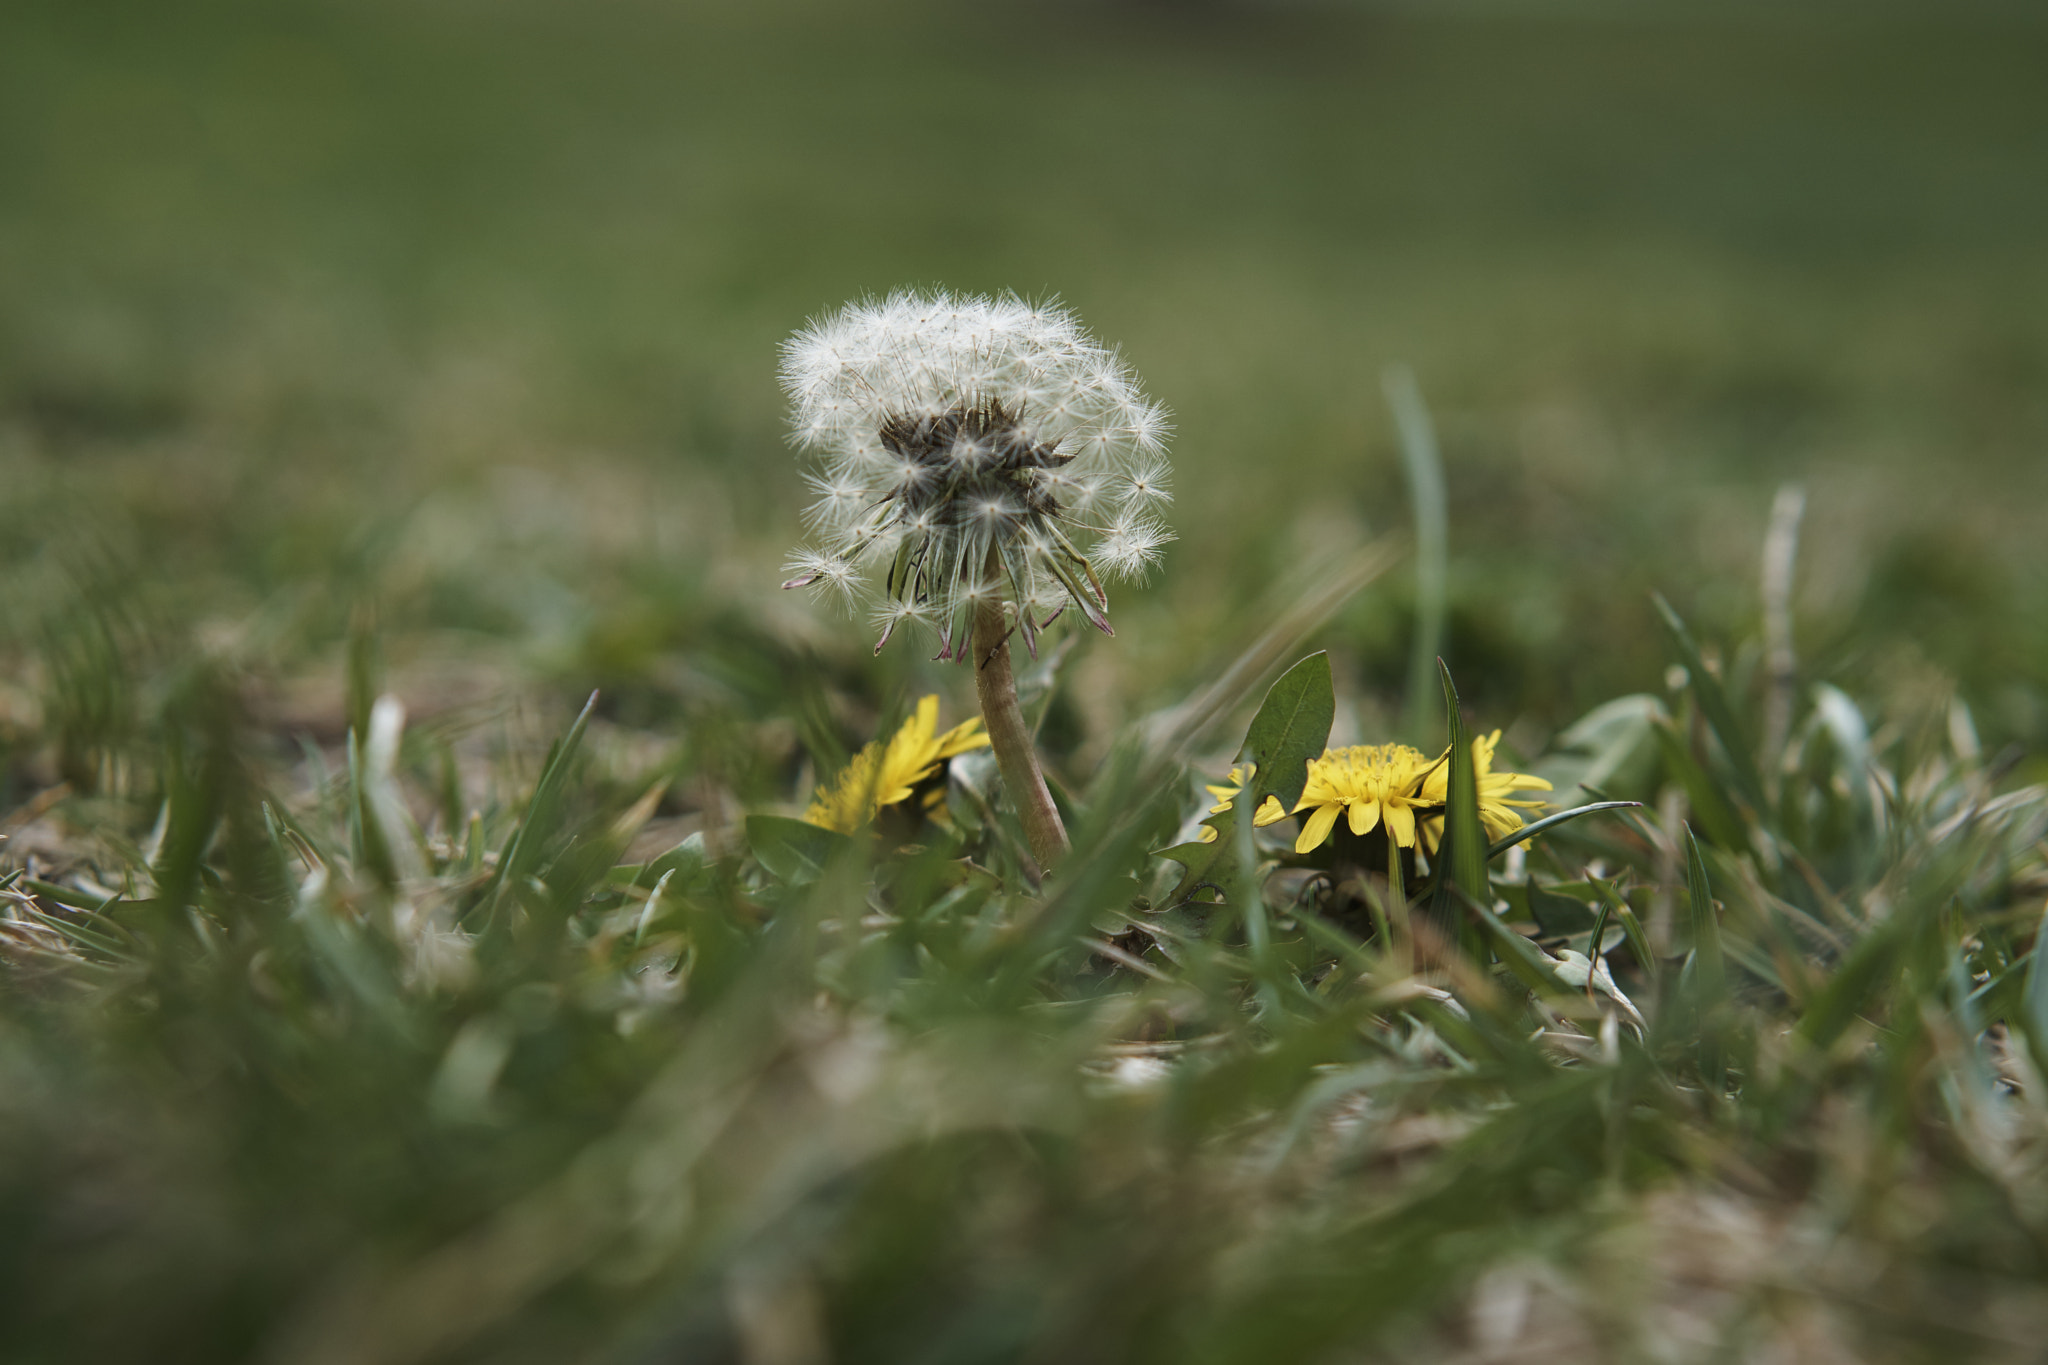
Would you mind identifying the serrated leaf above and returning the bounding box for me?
[1154,836,1243,909]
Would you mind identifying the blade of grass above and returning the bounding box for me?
[473,691,599,928]
[1384,364,1447,746]
[1485,802,1643,860]
[1652,592,1770,820]
[1684,824,1726,1003]
[1428,660,1489,930]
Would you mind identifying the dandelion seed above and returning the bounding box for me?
[1096,512,1173,579]
[1122,457,1173,509]
[778,289,1172,656]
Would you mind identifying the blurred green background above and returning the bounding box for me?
[4,0,2046,774]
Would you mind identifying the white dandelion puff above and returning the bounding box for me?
[1121,456,1173,510]
[868,597,932,655]
[1094,513,1174,580]
[781,549,864,611]
[778,288,1172,657]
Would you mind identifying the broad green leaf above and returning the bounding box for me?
[1237,651,1335,813]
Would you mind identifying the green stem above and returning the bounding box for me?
[971,587,1070,871]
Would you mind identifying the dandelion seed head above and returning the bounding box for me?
[780,288,1171,651]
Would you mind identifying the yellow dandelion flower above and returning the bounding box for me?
[1289,744,1435,855]
[1417,729,1553,852]
[1195,763,1288,844]
[803,695,990,833]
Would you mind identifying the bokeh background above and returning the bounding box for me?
[4,0,2046,788]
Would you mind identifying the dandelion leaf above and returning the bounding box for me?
[1158,652,1334,909]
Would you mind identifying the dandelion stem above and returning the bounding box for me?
[972,560,1070,870]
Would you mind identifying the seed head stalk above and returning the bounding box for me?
[970,549,1070,869]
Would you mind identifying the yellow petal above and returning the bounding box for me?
[1252,795,1287,826]
[932,717,990,760]
[1296,803,1341,855]
[1347,799,1381,836]
[1384,803,1417,848]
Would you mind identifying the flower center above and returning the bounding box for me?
[878,400,1072,520]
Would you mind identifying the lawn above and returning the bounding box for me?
[2,1,2047,1360]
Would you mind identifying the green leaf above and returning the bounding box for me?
[1384,365,1447,745]
[1652,593,1770,819]
[1154,835,1241,910]
[1683,824,1725,1003]
[1455,887,1571,997]
[1539,693,1666,808]
[1614,906,1659,989]
[1682,823,1729,1093]
[1650,720,1749,852]
[1159,651,1334,909]
[1236,651,1335,813]
[746,815,850,885]
[476,691,598,923]
[1485,802,1643,860]
[1524,881,1597,938]
[1428,659,1489,925]
[1586,896,1615,968]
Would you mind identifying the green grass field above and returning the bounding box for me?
[3,1,2048,1360]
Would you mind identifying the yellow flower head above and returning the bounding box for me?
[1417,729,1553,852]
[803,695,990,833]
[1290,744,1435,855]
[1196,763,1288,844]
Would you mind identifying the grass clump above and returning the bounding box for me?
[3,467,2046,1361]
